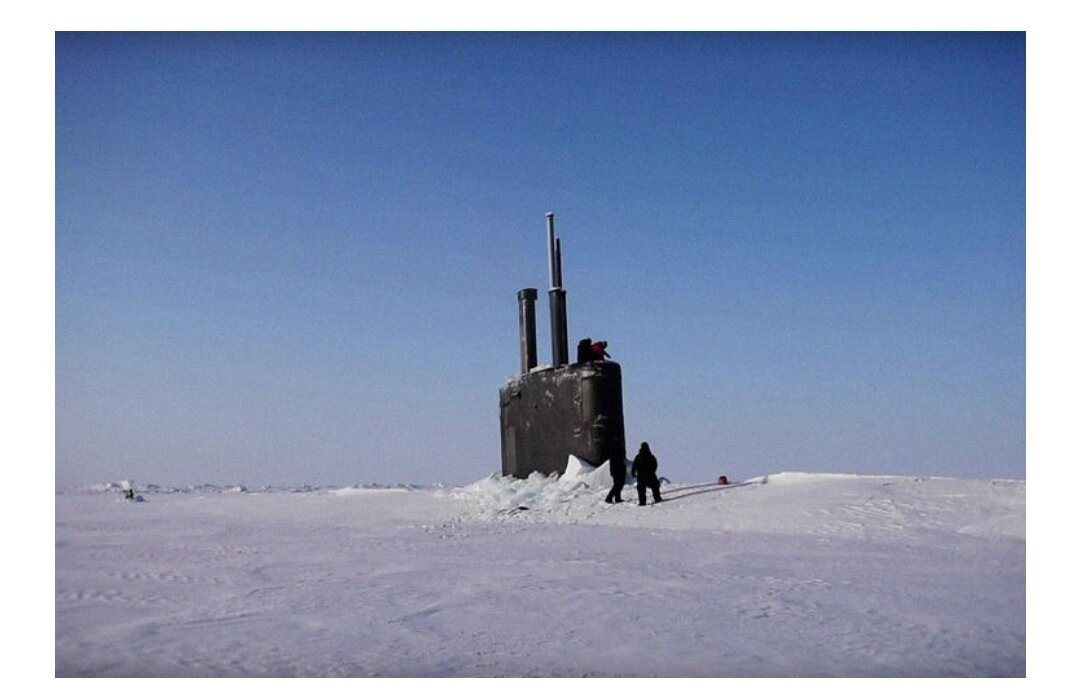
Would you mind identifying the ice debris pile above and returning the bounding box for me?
[83,479,147,502]
[78,482,249,496]
[445,456,618,520]
[71,482,438,496]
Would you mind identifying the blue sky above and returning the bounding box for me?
[55,32,1025,487]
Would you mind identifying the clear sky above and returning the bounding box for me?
[55,32,1025,488]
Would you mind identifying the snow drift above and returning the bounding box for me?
[55,466,1024,677]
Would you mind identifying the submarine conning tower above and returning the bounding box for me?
[499,213,627,479]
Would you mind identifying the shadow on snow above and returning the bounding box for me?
[656,480,756,503]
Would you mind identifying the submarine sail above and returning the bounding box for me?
[498,213,627,478]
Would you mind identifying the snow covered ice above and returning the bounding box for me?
[55,462,1025,677]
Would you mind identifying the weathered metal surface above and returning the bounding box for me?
[499,360,626,478]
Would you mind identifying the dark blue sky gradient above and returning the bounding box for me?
[56,32,1025,487]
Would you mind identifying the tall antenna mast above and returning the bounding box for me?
[546,212,569,367]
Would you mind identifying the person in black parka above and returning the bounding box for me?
[576,338,593,364]
[604,448,627,504]
[631,442,662,506]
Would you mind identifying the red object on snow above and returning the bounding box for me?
[718,476,730,485]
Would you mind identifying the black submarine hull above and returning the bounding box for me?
[499,360,626,478]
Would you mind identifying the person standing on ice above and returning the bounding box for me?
[605,449,627,504]
[631,442,662,506]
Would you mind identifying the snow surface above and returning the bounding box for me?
[55,461,1025,677]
